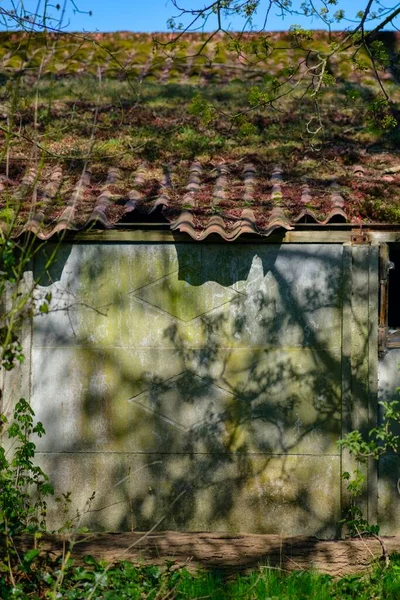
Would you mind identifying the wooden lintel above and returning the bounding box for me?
[39,227,400,245]
[72,229,354,244]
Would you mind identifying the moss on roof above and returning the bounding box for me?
[0,31,399,234]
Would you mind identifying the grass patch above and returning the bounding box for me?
[2,553,400,599]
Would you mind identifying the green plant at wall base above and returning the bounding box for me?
[338,399,400,536]
[0,398,54,536]
[0,400,54,594]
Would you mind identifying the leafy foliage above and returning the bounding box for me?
[339,399,400,536]
[0,398,54,537]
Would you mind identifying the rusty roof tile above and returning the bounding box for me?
[152,165,172,211]
[186,161,202,193]
[353,165,365,177]
[323,181,347,224]
[243,163,256,204]
[170,209,196,236]
[123,163,147,215]
[88,167,121,227]
[181,161,202,210]
[212,164,229,207]
[1,160,397,240]
[48,168,91,238]
[239,208,259,236]
[265,166,293,233]
[294,181,319,224]
[24,167,62,235]
[270,165,283,204]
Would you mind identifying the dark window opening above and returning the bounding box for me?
[388,244,400,330]
[380,243,400,351]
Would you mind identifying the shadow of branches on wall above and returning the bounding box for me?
[29,239,377,538]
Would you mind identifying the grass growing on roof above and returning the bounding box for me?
[0,31,399,224]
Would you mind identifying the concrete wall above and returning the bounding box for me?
[28,241,380,536]
[378,349,400,534]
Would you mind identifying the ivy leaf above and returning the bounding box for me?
[23,548,40,565]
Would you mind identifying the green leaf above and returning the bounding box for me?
[39,302,49,314]
[23,548,40,565]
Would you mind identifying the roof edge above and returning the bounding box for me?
[27,227,399,244]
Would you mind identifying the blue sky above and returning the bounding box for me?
[2,0,399,33]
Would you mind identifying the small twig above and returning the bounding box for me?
[356,528,390,567]
[86,488,188,600]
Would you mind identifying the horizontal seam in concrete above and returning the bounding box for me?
[129,295,244,323]
[35,451,340,457]
[31,345,343,350]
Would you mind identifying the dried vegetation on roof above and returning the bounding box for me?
[0,31,399,239]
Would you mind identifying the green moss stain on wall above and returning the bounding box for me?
[32,242,345,535]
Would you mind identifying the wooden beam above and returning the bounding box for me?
[72,229,354,244]
[368,246,379,524]
[11,532,400,577]
[340,244,353,530]
[68,229,400,244]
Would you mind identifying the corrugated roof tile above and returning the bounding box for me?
[324,181,347,223]
[213,164,229,206]
[88,167,121,227]
[294,181,319,223]
[181,161,202,209]
[243,163,256,203]
[1,160,396,240]
[152,165,171,211]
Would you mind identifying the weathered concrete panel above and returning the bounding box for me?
[33,244,343,351]
[341,245,378,524]
[31,242,344,533]
[37,452,340,537]
[377,456,400,535]
[379,349,400,406]
[31,345,341,456]
[31,346,186,451]
[208,244,343,349]
[378,348,400,533]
